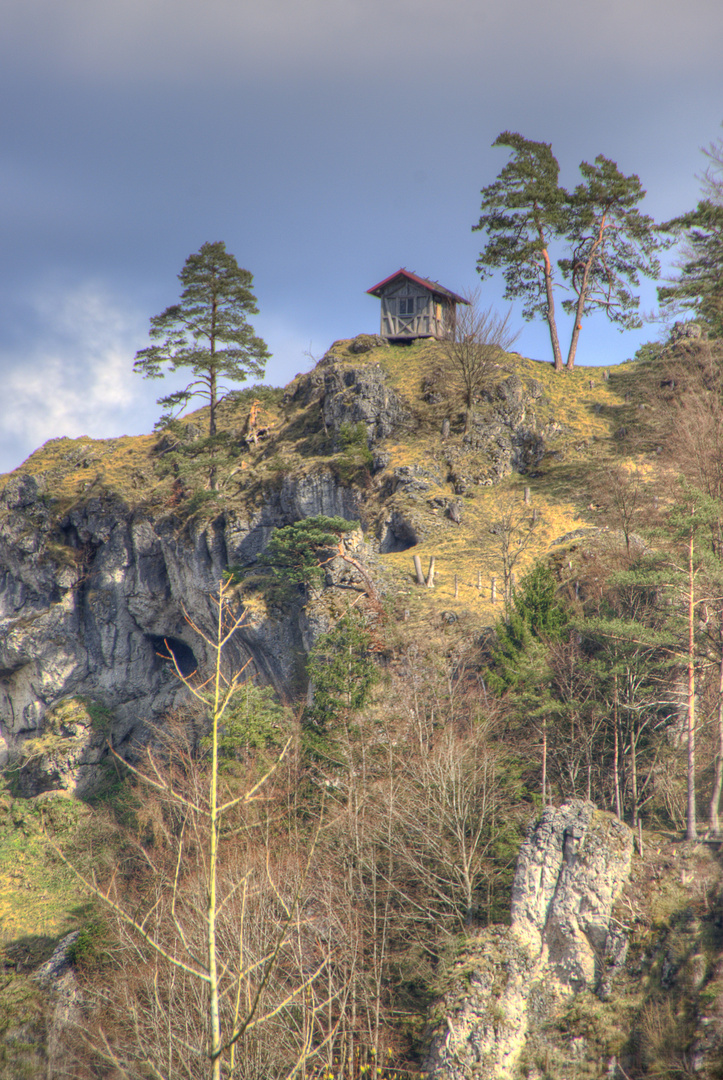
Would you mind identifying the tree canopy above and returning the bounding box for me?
[473,132,567,371]
[659,134,723,337]
[133,241,270,437]
[560,155,662,369]
[474,133,663,370]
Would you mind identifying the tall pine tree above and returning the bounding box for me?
[134,241,269,438]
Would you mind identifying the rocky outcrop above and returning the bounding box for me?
[320,362,412,446]
[0,467,367,791]
[34,932,83,1078]
[424,802,633,1080]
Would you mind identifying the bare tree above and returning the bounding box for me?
[49,581,332,1080]
[589,465,649,561]
[439,289,519,434]
[485,492,541,614]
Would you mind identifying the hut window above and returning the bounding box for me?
[399,297,415,316]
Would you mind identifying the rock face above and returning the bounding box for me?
[0,467,365,790]
[424,802,633,1080]
[321,362,411,446]
[34,932,83,1078]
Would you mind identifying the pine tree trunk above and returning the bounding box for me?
[539,237,563,371]
[565,218,606,370]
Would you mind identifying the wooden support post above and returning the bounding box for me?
[413,554,425,585]
[490,576,496,603]
[426,557,436,589]
[454,574,459,599]
[477,568,482,590]
[524,486,531,505]
[532,508,539,523]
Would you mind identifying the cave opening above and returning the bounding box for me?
[148,635,198,678]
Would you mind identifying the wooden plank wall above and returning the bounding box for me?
[378,281,452,338]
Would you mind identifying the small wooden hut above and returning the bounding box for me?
[367,269,469,342]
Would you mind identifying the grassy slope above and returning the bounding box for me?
[0,338,671,1071]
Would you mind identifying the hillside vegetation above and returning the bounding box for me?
[3,328,723,1079]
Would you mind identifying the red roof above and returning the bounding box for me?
[366,268,469,304]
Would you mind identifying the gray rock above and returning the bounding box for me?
[379,510,422,553]
[34,932,83,1078]
[424,802,634,1080]
[0,469,366,793]
[34,931,81,988]
[322,363,411,446]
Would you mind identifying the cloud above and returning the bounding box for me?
[0,282,162,472]
[4,0,723,86]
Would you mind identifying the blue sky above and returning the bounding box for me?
[1,0,722,473]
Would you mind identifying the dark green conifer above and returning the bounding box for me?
[134,241,269,438]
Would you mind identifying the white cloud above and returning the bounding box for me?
[0,282,162,472]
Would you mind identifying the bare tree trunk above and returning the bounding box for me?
[631,730,639,828]
[541,717,547,807]
[708,607,723,836]
[687,529,698,841]
[613,674,622,820]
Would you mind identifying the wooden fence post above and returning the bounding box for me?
[413,554,425,585]
[524,486,531,505]
[454,574,459,599]
[490,576,496,603]
[426,557,436,589]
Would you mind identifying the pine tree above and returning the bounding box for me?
[474,135,662,370]
[134,241,269,438]
[658,200,723,336]
[473,132,568,371]
[560,156,663,369]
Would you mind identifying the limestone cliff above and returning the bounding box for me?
[0,466,365,792]
[0,338,566,794]
[424,802,634,1080]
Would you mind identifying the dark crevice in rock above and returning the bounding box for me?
[147,635,198,678]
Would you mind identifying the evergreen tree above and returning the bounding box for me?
[490,560,568,691]
[258,515,357,602]
[473,132,568,371]
[560,156,663,370]
[658,200,723,336]
[134,241,269,438]
[659,131,723,337]
[305,610,377,731]
[474,135,662,370]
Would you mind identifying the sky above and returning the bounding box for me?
[1,0,722,474]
